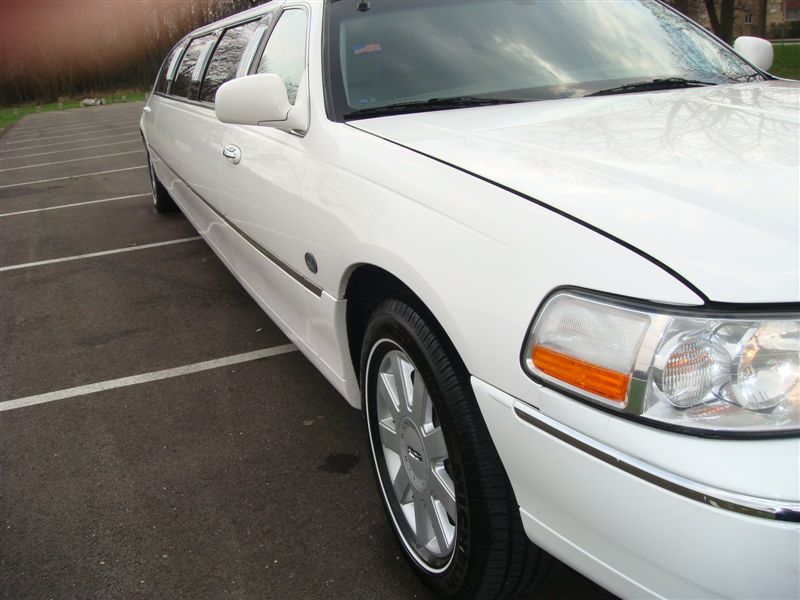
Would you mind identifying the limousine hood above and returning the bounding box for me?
[350,81,800,304]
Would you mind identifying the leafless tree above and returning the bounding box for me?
[701,0,737,42]
[0,0,264,105]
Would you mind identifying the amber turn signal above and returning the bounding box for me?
[531,345,630,403]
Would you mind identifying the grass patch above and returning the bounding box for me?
[0,90,148,131]
[771,43,800,80]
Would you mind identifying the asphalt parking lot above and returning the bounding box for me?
[0,102,614,599]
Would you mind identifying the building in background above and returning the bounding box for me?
[668,0,800,39]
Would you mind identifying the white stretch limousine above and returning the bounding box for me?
[140,1,799,598]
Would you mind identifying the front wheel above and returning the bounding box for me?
[362,299,550,599]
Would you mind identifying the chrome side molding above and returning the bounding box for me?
[513,402,800,523]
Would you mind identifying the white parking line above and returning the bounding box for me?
[0,165,146,189]
[0,131,140,153]
[16,102,143,126]
[0,237,201,272]
[5,139,142,161]
[13,118,142,136]
[0,345,299,412]
[2,126,140,146]
[0,150,144,172]
[0,193,149,217]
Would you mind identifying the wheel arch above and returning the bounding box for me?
[341,263,469,388]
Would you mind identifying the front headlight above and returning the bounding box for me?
[522,290,799,435]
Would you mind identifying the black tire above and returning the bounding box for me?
[361,298,550,600]
[145,147,177,213]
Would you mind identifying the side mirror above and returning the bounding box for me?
[733,36,774,72]
[215,73,309,133]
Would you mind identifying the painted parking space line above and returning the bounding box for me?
[11,117,142,136]
[0,193,150,217]
[0,165,146,189]
[1,126,140,146]
[0,150,144,172]
[0,236,201,272]
[14,102,143,126]
[0,344,299,413]
[5,139,142,161]
[0,131,141,153]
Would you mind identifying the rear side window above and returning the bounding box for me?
[199,20,259,104]
[256,9,308,105]
[154,44,184,94]
[171,34,215,98]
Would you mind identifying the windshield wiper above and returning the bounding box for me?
[344,96,525,119]
[587,77,718,97]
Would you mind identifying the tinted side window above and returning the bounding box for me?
[256,10,307,105]
[155,44,183,94]
[199,20,259,103]
[171,34,215,98]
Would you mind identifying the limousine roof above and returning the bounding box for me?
[189,0,281,38]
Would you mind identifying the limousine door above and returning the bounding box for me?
[153,19,264,268]
[154,33,222,210]
[217,7,314,347]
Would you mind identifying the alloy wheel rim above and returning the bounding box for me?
[375,348,457,566]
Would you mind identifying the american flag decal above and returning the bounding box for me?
[353,43,383,56]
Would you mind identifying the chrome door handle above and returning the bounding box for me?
[222,144,242,165]
[142,106,152,113]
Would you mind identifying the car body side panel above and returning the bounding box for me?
[151,99,223,209]
[146,139,356,403]
[218,124,314,346]
[284,118,702,398]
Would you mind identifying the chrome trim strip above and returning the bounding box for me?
[151,92,214,112]
[237,25,269,78]
[513,402,800,523]
[149,146,323,298]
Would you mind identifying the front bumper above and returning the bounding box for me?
[472,377,800,599]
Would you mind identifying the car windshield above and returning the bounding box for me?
[325,0,762,120]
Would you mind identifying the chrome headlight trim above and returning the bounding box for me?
[520,287,800,439]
